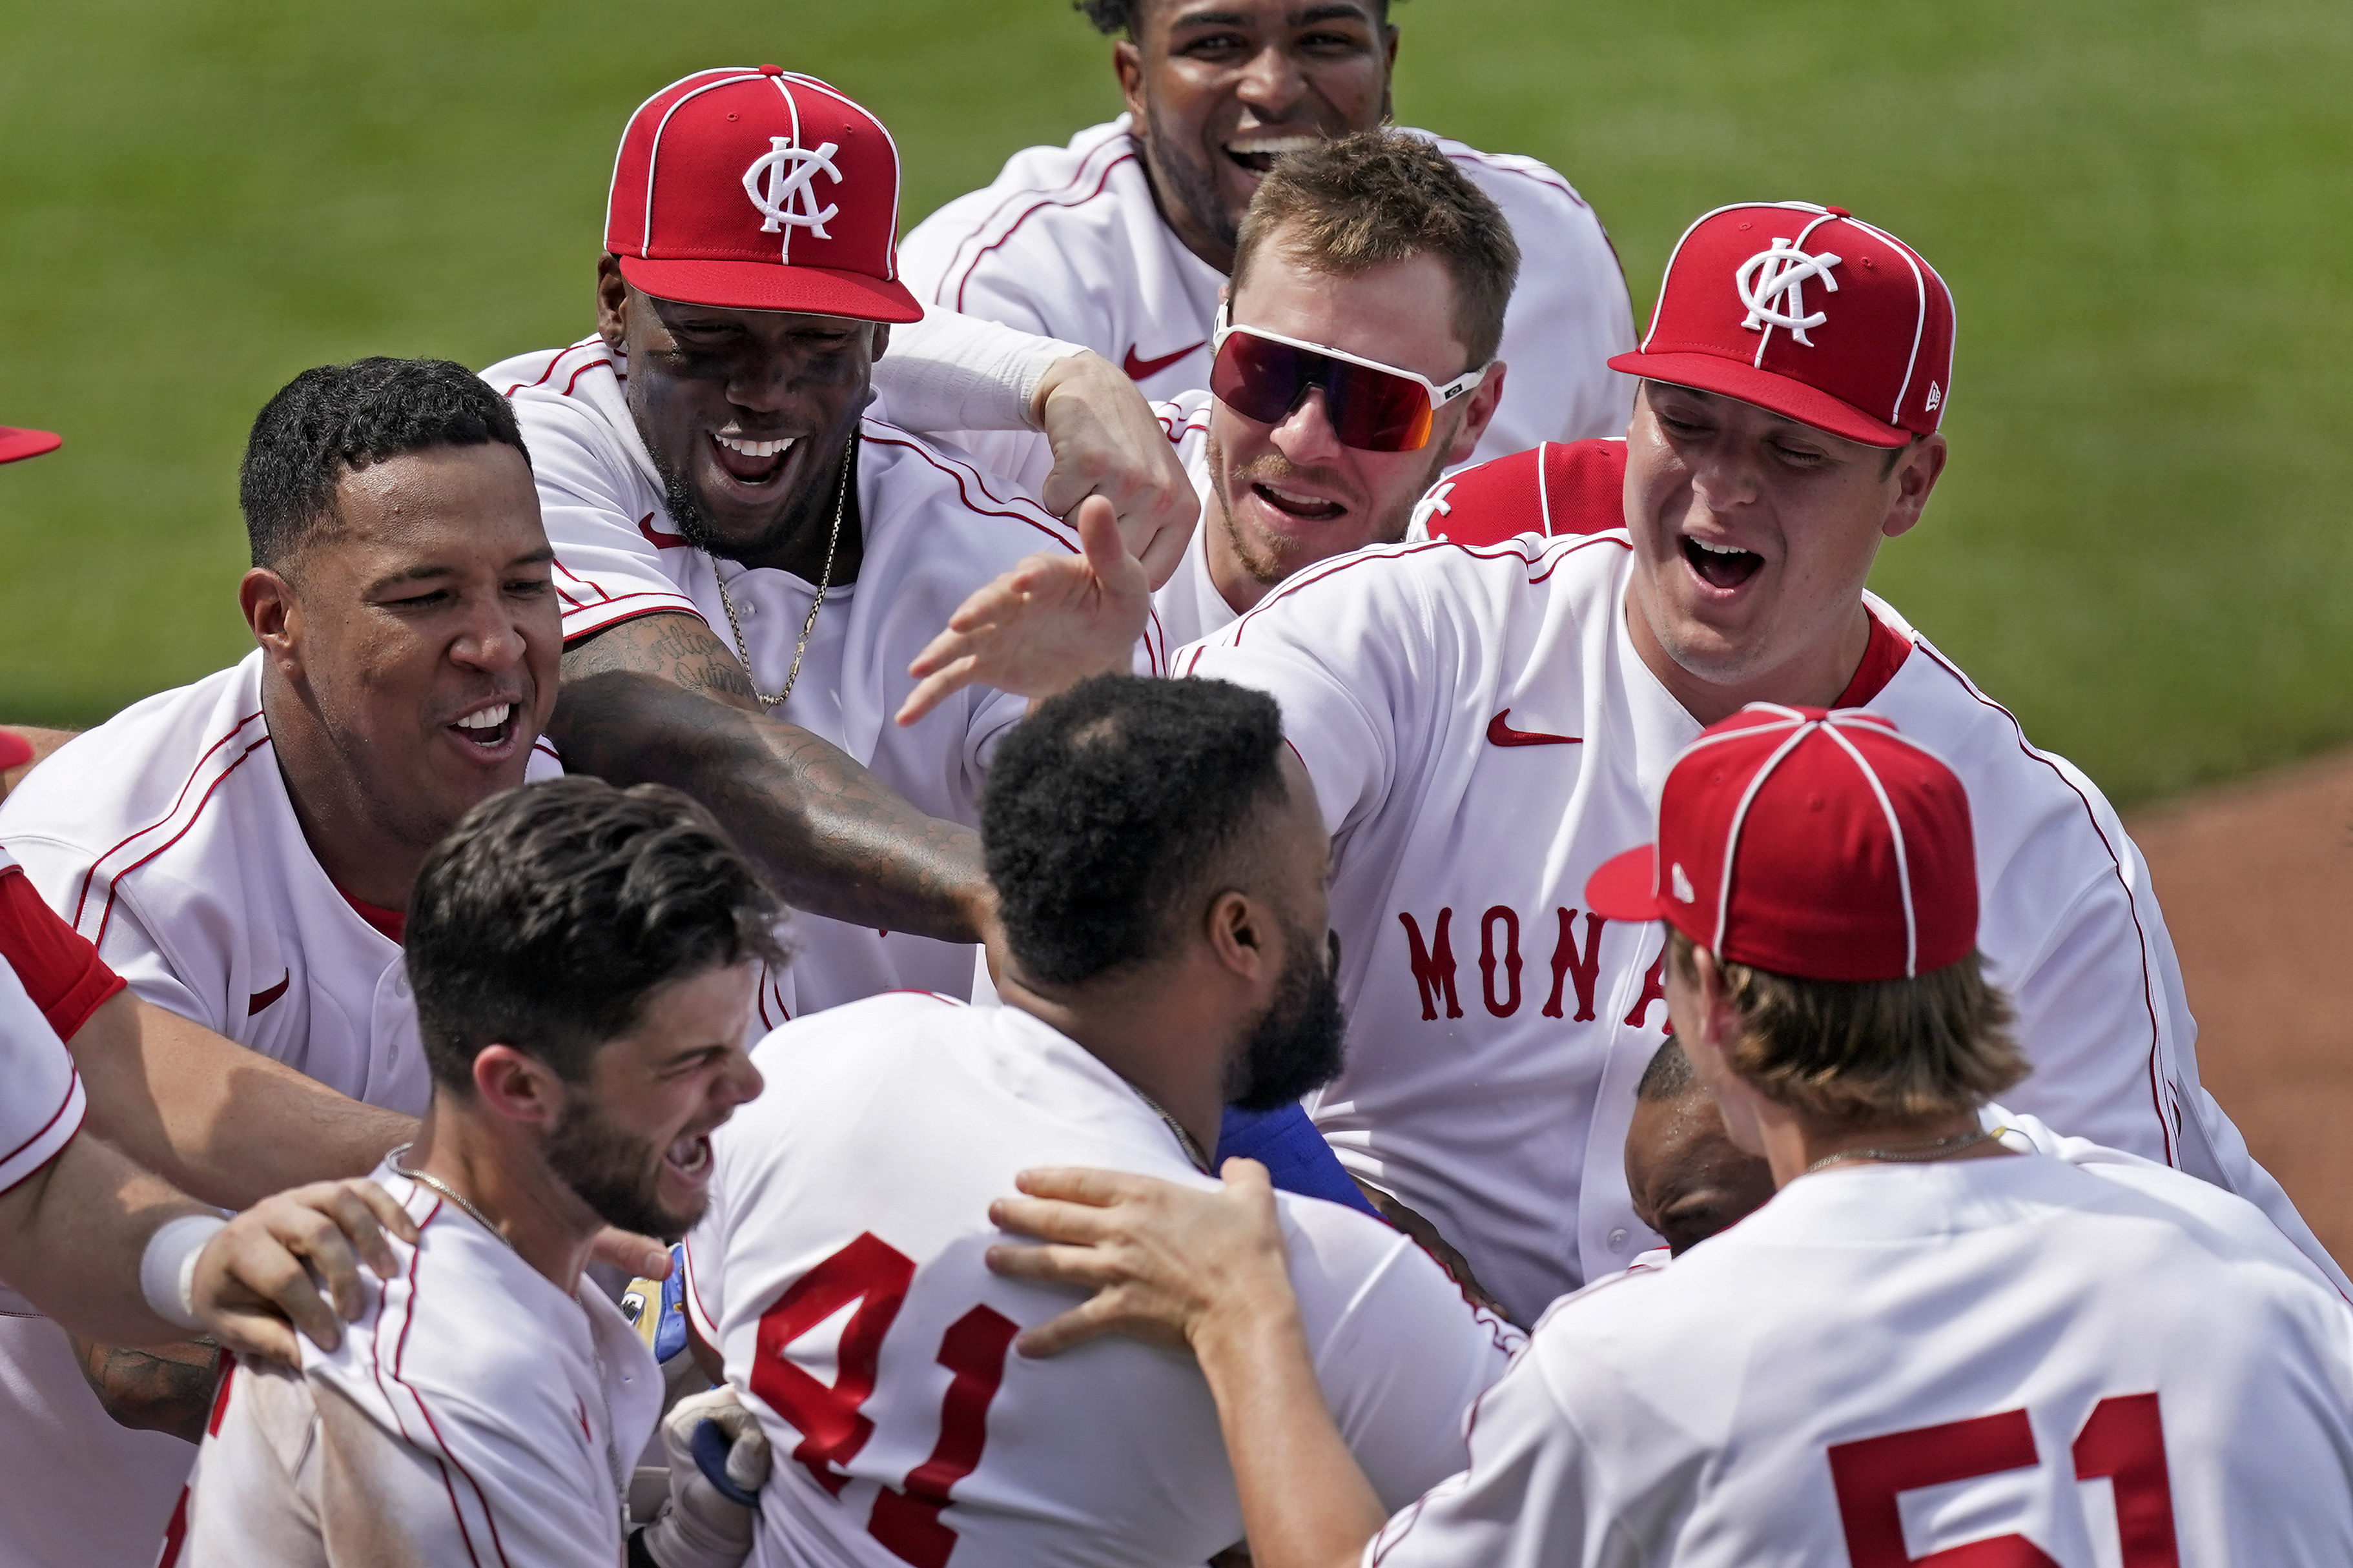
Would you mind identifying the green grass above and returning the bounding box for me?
[3,0,2347,802]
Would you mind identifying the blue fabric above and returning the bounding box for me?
[653,1243,690,1362]
[1215,1101,1379,1217]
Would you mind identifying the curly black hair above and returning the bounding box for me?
[1074,0,1395,39]
[982,674,1290,986]
[239,356,528,571]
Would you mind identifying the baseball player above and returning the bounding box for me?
[899,199,2345,1321]
[679,675,1517,1565]
[1623,1037,1774,1263]
[990,705,2353,1566]
[176,777,777,1568]
[903,127,1515,665]
[898,0,1636,464]
[0,360,661,1568]
[494,66,1182,1022]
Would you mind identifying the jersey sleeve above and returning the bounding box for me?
[1284,1205,1521,1511]
[0,864,123,1041]
[517,394,699,644]
[1177,554,1443,839]
[0,958,85,1197]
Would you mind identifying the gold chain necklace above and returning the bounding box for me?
[1131,1089,1213,1174]
[1803,1126,2006,1176]
[714,434,855,712]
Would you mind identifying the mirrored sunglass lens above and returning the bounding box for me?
[1212,331,1437,452]
[1324,365,1434,452]
[1211,334,1310,426]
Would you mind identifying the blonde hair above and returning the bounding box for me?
[1667,928,2027,1127]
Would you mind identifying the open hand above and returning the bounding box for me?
[898,496,1148,726]
[189,1178,417,1366]
[985,1159,1293,1358]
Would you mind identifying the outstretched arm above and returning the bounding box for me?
[553,612,994,944]
[987,1162,1386,1568]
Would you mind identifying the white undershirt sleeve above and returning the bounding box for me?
[870,304,1085,434]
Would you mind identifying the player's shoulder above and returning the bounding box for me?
[1408,128,1601,221]
[1215,527,1628,646]
[1415,439,1627,547]
[858,418,1078,546]
[483,338,618,405]
[747,988,972,1073]
[0,655,271,870]
[899,121,1140,288]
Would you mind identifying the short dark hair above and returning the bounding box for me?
[407,778,785,1092]
[982,674,1289,985]
[1076,0,1396,37]
[240,357,528,572]
[1231,128,1518,369]
[1635,1036,1699,1103]
[1664,928,2026,1126]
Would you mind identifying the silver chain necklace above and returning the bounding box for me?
[1803,1126,2006,1176]
[714,434,856,712]
[385,1144,629,1529]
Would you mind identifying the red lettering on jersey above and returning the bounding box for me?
[1829,1408,2057,1567]
[752,1232,916,1496]
[1828,1398,2181,1567]
[2071,1394,2180,1568]
[1542,910,1606,1021]
[1398,910,1463,1021]
[1621,946,1669,1030]
[868,1305,1020,1568]
[1477,906,1523,1017]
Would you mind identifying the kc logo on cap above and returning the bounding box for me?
[1585,705,1978,984]
[1609,201,1954,449]
[604,66,921,324]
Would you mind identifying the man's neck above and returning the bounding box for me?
[400,1099,601,1292]
[1624,591,1875,728]
[996,968,1227,1161]
[262,673,426,911]
[1754,1104,2009,1189]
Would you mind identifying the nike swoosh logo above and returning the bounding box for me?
[637,511,690,550]
[248,970,291,1017]
[1122,340,1207,381]
[1487,709,1583,748]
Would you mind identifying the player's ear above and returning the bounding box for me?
[1112,37,1148,125]
[596,256,630,352]
[471,1043,566,1130]
[1204,888,1270,982]
[1881,433,1947,540]
[241,567,299,664]
[1444,361,1508,467]
[868,323,890,365]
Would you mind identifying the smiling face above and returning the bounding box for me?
[1622,380,1947,724]
[1117,0,1397,273]
[542,960,765,1239]
[251,442,559,861]
[1204,236,1500,611]
[597,257,885,571]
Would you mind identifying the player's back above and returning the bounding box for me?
[1382,1152,2353,1567]
[686,992,1516,1568]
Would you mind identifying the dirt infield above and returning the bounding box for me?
[2128,748,2353,1272]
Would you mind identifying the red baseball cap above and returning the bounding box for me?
[1585,705,1977,983]
[1609,202,1954,449]
[0,731,30,771]
[605,66,922,324]
[0,427,61,465]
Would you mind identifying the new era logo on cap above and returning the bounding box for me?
[605,66,922,323]
[1608,201,1955,449]
[1585,704,1978,983]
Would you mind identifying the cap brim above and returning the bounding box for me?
[0,730,32,771]
[1608,351,1911,449]
[1584,845,1664,922]
[0,428,63,465]
[619,255,923,324]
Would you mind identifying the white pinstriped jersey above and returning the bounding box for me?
[1175,529,2348,1322]
[683,992,1519,1567]
[486,340,1167,1022]
[174,1163,663,1568]
[1362,1149,2353,1567]
[898,117,1639,467]
[0,653,562,1568]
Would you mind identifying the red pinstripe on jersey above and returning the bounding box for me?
[72,714,272,949]
[937,145,1136,314]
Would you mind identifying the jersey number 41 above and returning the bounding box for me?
[750,1232,1016,1568]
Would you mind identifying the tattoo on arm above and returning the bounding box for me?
[553,614,992,942]
[72,1334,223,1443]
